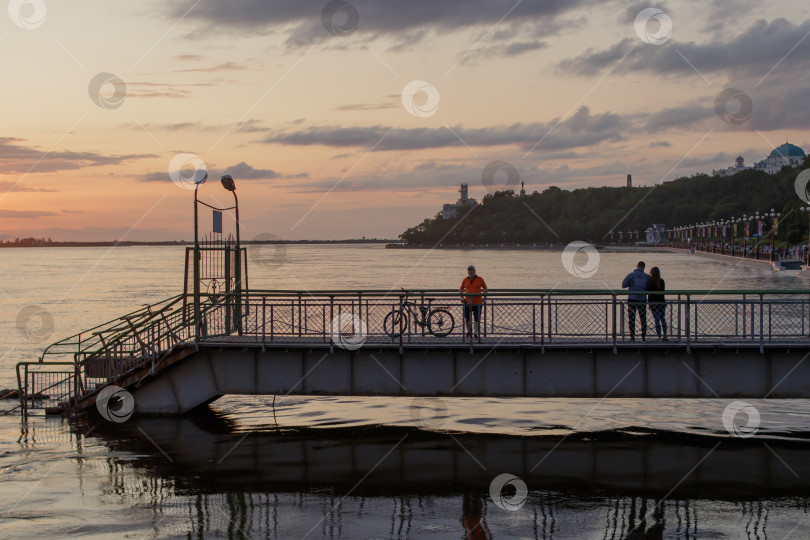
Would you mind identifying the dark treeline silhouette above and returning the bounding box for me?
[399,158,810,246]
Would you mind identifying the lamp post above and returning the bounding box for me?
[754,212,762,260]
[728,216,737,257]
[800,206,810,266]
[719,220,725,255]
[193,170,209,343]
[221,175,242,334]
[741,214,749,258]
[765,208,779,262]
[193,173,241,341]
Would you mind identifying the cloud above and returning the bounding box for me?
[0,180,58,192]
[0,209,60,218]
[334,103,399,112]
[559,18,810,79]
[222,161,281,179]
[175,62,247,73]
[0,137,155,174]
[643,105,715,132]
[141,160,290,182]
[123,79,236,99]
[173,54,207,61]
[168,0,597,53]
[460,39,547,64]
[262,106,630,151]
[124,119,268,133]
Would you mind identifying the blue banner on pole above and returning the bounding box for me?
[213,210,222,233]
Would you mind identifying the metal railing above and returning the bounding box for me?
[15,289,810,416]
[217,289,810,348]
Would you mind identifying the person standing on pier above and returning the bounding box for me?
[646,266,667,341]
[622,261,649,341]
[460,265,487,339]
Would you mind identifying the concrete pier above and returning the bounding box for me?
[120,344,810,414]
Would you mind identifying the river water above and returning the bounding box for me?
[1,245,809,538]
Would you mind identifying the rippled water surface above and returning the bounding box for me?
[1,245,809,538]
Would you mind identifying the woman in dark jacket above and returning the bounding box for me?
[646,266,667,341]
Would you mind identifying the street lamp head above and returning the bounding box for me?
[194,170,208,185]
[221,175,236,192]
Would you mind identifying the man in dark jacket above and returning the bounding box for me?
[621,261,649,341]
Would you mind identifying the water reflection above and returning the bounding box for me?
[14,413,809,539]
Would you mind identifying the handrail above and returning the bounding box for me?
[40,294,185,360]
[225,288,810,296]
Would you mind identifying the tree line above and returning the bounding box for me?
[399,157,810,246]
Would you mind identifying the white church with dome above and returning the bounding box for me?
[712,142,806,176]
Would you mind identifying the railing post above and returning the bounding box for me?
[676,294,681,341]
[611,294,617,351]
[685,294,691,351]
[759,293,765,352]
[532,303,536,344]
[329,296,334,343]
[743,293,747,338]
[298,294,303,337]
[73,357,81,416]
[261,296,266,350]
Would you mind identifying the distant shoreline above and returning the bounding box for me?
[386,243,676,252]
[0,239,395,248]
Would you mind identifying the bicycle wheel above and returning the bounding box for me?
[383,310,408,338]
[428,309,454,337]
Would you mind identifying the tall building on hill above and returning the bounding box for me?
[442,183,478,219]
[763,142,806,174]
[626,174,632,187]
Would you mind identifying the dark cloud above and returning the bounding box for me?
[643,105,714,132]
[559,18,810,79]
[222,161,281,179]
[0,137,155,174]
[168,0,596,53]
[464,40,547,63]
[618,2,668,24]
[262,106,630,151]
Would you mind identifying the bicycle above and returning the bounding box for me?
[383,289,455,338]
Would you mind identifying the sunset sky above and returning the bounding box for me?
[1,0,809,241]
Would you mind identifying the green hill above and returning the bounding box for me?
[399,159,810,246]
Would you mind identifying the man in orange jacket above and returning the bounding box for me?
[460,265,487,338]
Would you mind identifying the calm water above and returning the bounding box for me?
[1,245,810,538]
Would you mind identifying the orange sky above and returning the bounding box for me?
[1,0,809,240]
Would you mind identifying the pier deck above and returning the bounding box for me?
[15,289,810,416]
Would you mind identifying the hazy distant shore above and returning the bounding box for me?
[0,239,395,248]
[386,243,676,252]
